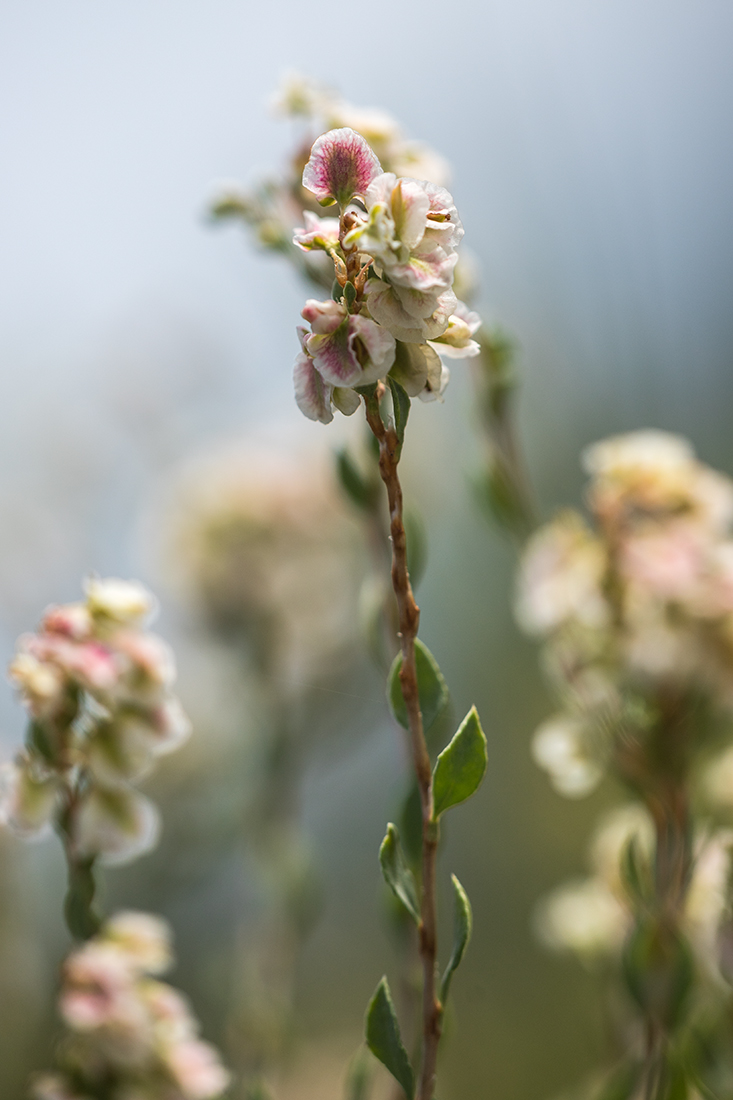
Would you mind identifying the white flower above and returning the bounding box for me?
[534,877,628,958]
[0,758,60,840]
[516,512,609,636]
[531,715,603,798]
[85,578,157,626]
[74,787,160,866]
[427,301,481,359]
[104,911,172,975]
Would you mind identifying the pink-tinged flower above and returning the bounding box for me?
[143,979,196,1043]
[104,911,172,975]
[0,758,60,839]
[301,299,396,387]
[302,127,382,206]
[293,211,341,253]
[60,942,140,1031]
[428,301,481,358]
[113,630,176,690]
[75,786,160,866]
[58,640,120,693]
[149,697,192,755]
[163,1037,231,1099]
[293,344,333,425]
[364,279,456,344]
[41,602,93,641]
[619,522,707,601]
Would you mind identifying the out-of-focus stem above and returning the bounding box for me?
[364,392,441,1100]
[472,326,535,539]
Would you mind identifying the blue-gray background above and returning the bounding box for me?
[1,2,732,1097]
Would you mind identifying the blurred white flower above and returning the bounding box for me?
[516,512,609,636]
[531,715,602,798]
[535,878,627,959]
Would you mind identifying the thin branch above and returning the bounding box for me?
[364,392,441,1100]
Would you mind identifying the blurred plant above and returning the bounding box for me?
[518,431,733,1098]
[166,444,363,1095]
[30,910,230,1100]
[0,578,230,1098]
[1,578,191,940]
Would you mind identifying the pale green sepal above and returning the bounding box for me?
[365,977,415,1099]
[432,705,487,819]
[379,823,420,924]
[440,874,473,1004]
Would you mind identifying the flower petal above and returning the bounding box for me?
[306,317,363,386]
[75,787,160,866]
[293,211,341,253]
[302,127,382,206]
[293,353,333,423]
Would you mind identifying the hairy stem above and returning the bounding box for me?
[364,393,441,1100]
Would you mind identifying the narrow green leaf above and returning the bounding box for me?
[432,706,487,819]
[388,377,410,451]
[336,448,377,511]
[344,1047,373,1100]
[344,280,357,308]
[387,639,448,732]
[379,824,420,924]
[365,977,415,1099]
[440,875,473,1003]
[332,278,344,301]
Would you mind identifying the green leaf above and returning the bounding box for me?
[344,280,357,308]
[344,1047,373,1100]
[379,824,420,924]
[387,377,410,453]
[440,875,473,1003]
[332,278,344,302]
[432,706,487,819]
[387,639,448,732]
[365,977,415,1099]
[336,448,377,511]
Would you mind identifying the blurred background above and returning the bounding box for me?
[1,1,733,1097]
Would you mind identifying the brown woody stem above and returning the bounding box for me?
[364,392,441,1100]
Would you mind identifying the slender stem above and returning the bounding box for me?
[364,394,441,1100]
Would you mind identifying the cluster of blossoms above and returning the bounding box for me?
[211,74,456,280]
[516,430,733,797]
[31,911,230,1100]
[1,578,190,864]
[537,804,733,984]
[292,126,480,424]
[167,444,361,685]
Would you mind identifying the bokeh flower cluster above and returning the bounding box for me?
[517,430,733,799]
[1,577,190,865]
[31,911,230,1100]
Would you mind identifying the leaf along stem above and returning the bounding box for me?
[364,391,442,1100]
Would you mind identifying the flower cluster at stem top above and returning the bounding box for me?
[31,910,230,1100]
[516,430,733,798]
[1,577,191,865]
[292,126,480,424]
